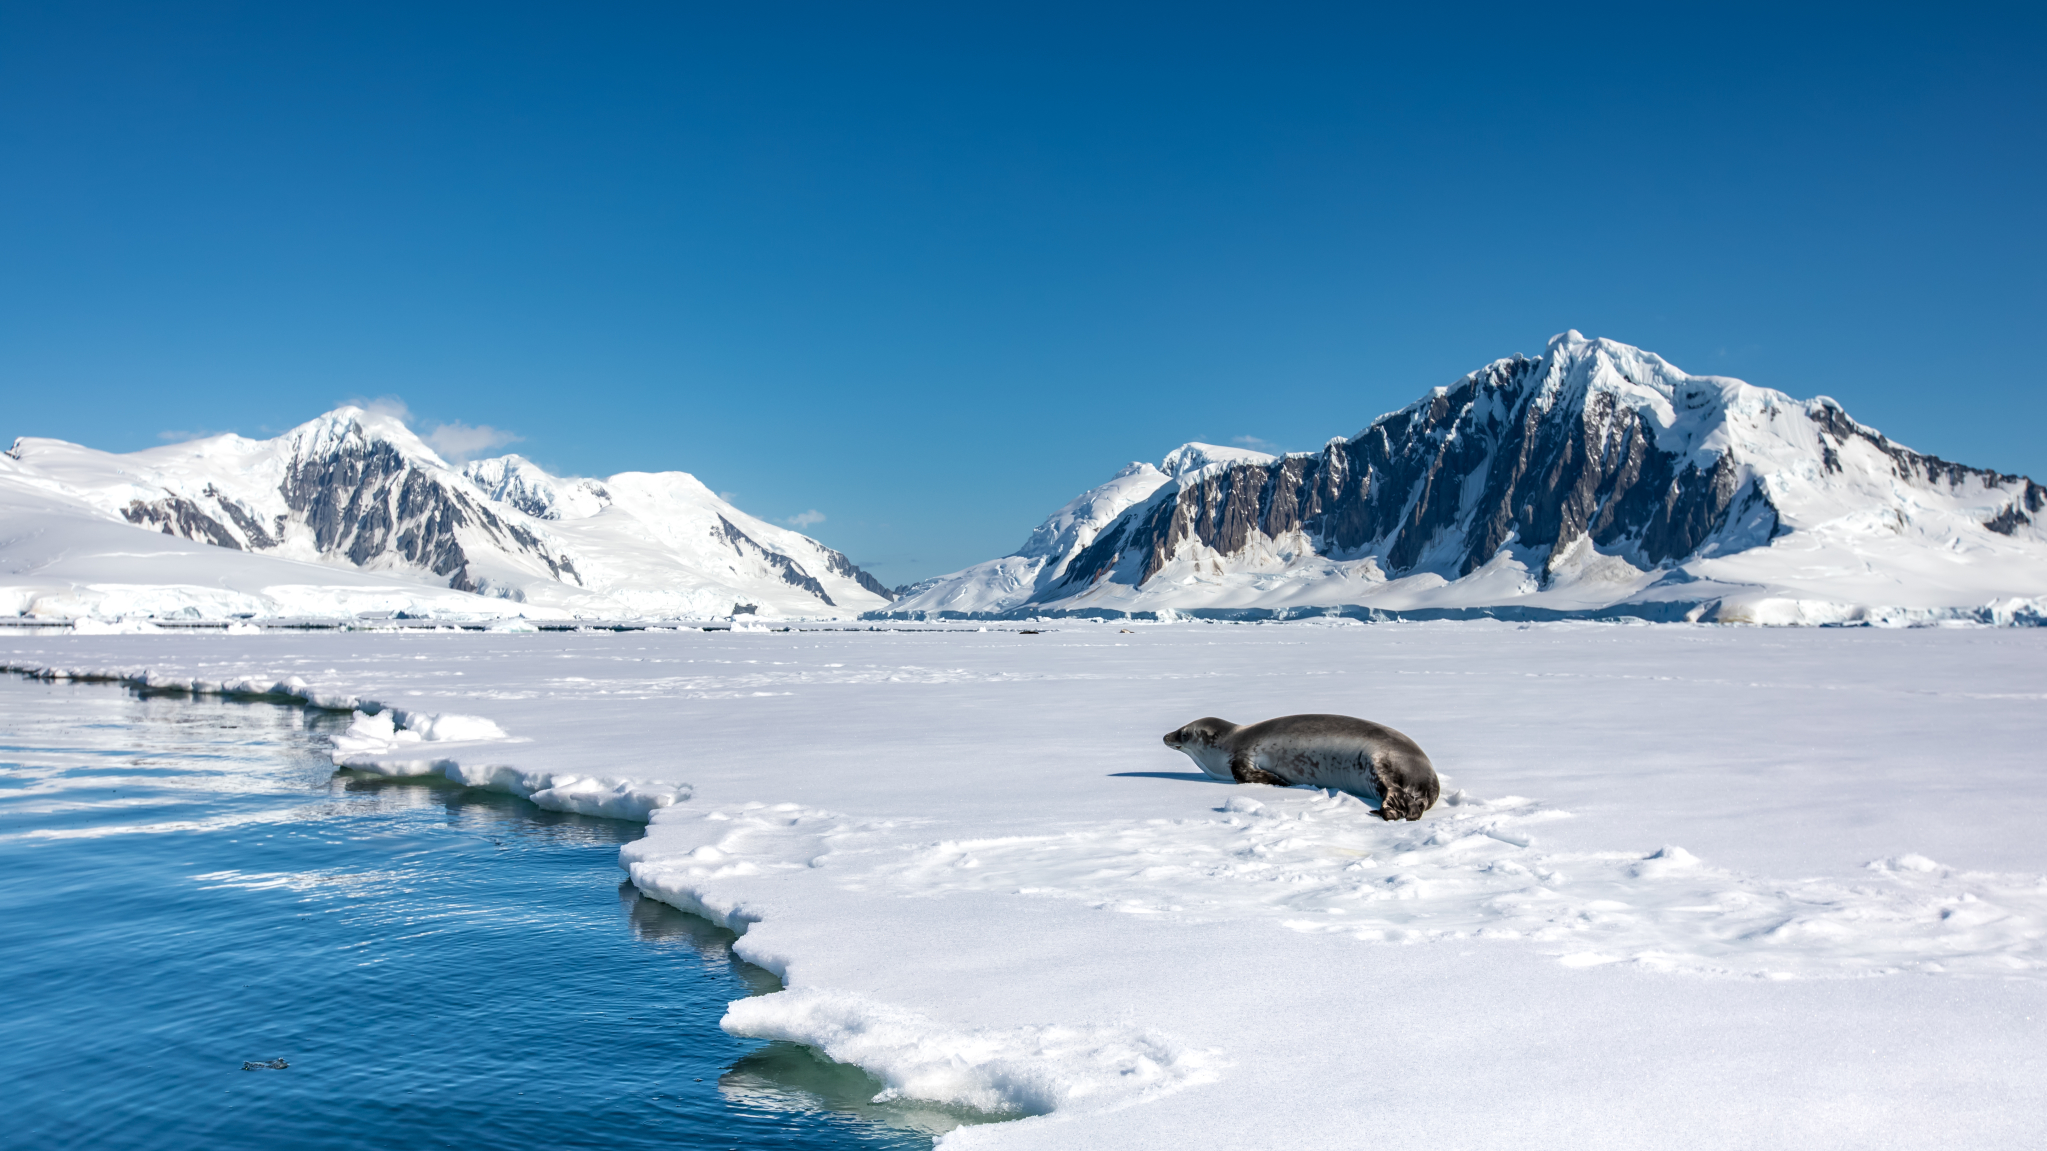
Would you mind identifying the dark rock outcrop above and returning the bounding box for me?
[279,436,579,592]
[713,515,835,606]
[122,495,242,550]
[821,548,896,600]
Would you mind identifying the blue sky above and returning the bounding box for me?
[4,3,2042,585]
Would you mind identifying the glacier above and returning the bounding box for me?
[1,406,893,623]
[883,332,2047,624]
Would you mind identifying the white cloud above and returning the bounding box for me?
[425,420,522,463]
[1232,435,1279,452]
[785,509,827,528]
[360,395,414,422]
[334,394,522,463]
[157,428,227,442]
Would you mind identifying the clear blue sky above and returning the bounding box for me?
[4,3,2042,585]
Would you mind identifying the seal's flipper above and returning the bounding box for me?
[1229,753,1287,787]
[1378,785,1429,821]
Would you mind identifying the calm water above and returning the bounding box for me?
[0,675,969,1150]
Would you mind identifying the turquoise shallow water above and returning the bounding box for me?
[0,675,961,1150]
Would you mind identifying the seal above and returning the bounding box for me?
[1162,714,1440,821]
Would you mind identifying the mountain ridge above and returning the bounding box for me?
[1,407,892,621]
[880,332,2047,625]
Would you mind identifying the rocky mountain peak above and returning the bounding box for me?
[1158,443,1277,479]
[463,454,612,521]
[884,333,2047,623]
[2,405,895,618]
[282,406,451,471]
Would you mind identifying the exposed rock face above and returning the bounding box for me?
[120,484,284,552]
[462,454,611,521]
[1056,347,1780,593]
[276,431,580,593]
[110,416,581,594]
[820,549,898,600]
[122,492,245,550]
[713,514,835,605]
[1806,399,2047,532]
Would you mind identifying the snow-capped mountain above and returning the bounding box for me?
[1,407,892,621]
[885,332,2047,624]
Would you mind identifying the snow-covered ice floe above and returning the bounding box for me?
[5,621,2044,1148]
[0,657,685,822]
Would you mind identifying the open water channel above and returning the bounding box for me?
[0,674,973,1149]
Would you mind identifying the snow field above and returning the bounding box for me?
[874,791,2047,979]
[3,621,2043,1147]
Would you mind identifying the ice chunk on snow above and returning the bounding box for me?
[1632,845,1702,878]
[1872,854,1943,873]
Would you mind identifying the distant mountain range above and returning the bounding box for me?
[0,407,893,622]
[883,332,2047,625]
[6,332,2043,626]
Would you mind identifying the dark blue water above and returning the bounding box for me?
[0,676,968,1150]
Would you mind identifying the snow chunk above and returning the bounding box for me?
[72,618,161,635]
[1633,845,1702,878]
[528,774,684,821]
[722,987,1222,1118]
[1871,854,1943,874]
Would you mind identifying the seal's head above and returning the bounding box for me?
[1164,717,1239,780]
[1163,717,1235,751]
